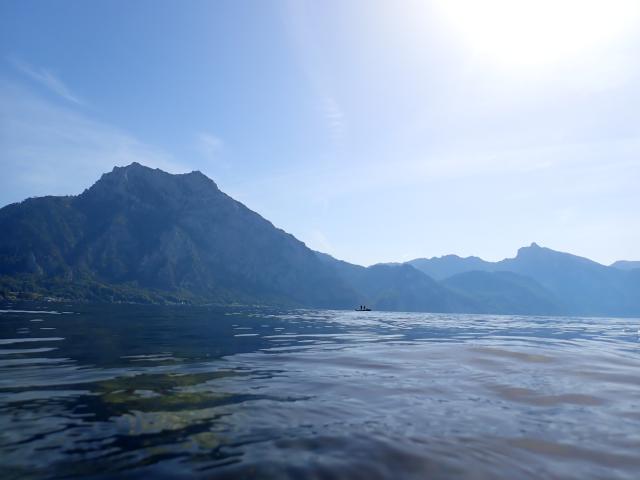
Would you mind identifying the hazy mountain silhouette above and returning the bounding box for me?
[316,253,476,313]
[1,163,638,316]
[408,255,493,280]
[442,271,561,315]
[409,243,640,316]
[611,260,640,271]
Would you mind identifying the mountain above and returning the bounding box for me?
[611,260,640,271]
[1,163,638,316]
[316,253,476,313]
[0,163,355,306]
[408,255,493,280]
[496,243,637,316]
[442,271,562,315]
[408,243,640,317]
[0,163,470,312]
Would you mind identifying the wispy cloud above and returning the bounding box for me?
[196,132,224,160]
[0,78,187,206]
[10,57,85,105]
[305,229,334,253]
[321,96,347,142]
[284,1,347,143]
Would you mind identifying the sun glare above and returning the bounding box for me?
[433,0,639,69]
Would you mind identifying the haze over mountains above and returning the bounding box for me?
[611,260,640,271]
[1,163,638,317]
[408,246,640,317]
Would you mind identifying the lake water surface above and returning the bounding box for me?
[1,304,639,479]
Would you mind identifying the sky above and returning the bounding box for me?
[1,0,639,266]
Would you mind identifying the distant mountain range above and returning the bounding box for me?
[408,245,640,317]
[1,163,638,317]
[610,260,640,271]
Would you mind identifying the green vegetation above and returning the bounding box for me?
[0,274,200,304]
[1,163,639,315]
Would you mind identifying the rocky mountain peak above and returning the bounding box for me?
[80,162,220,207]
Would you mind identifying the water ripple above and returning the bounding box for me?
[0,305,638,479]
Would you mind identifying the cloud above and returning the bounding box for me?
[305,229,334,253]
[321,96,347,141]
[284,1,347,143]
[0,78,187,206]
[10,57,85,105]
[196,132,224,160]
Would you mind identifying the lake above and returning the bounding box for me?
[1,304,639,479]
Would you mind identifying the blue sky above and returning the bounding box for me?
[1,0,639,265]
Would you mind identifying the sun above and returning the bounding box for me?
[432,0,639,70]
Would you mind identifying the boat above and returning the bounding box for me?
[355,306,371,311]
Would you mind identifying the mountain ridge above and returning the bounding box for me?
[1,163,638,316]
[611,260,640,271]
[408,243,640,316]
[0,163,470,312]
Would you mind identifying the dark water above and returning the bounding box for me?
[1,304,639,479]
